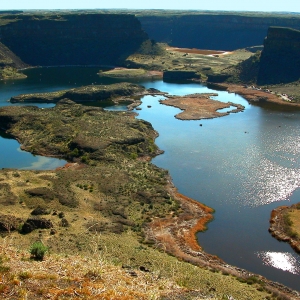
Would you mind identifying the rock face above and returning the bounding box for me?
[21,217,53,234]
[257,27,300,84]
[138,13,300,50]
[0,13,148,66]
[163,70,200,82]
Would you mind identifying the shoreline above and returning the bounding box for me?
[1,85,300,298]
[160,93,244,120]
[269,206,300,253]
[146,182,300,298]
[208,83,300,107]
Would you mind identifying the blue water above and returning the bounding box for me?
[1,67,300,290]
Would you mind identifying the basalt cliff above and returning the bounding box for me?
[257,26,300,84]
[0,13,148,66]
[138,12,300,50]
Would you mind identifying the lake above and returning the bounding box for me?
[1,67,300,291]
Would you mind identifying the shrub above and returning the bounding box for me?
[29,241,48,260]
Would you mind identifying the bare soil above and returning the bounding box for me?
[160,93,244,120]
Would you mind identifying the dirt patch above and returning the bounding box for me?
[160,93,244,120]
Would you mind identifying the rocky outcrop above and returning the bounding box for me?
[0,13,148,66]
[206,73,232,83]
[257,27,300,84]
[10,82,146,103]
[21,217,53,234]
[138,13,300,50]
[0,41,27,69]
[0,214,23,232]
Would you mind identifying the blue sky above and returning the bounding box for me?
[2,0,300,13]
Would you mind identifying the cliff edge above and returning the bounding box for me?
[257,26,300,84]
[0,13,148,66]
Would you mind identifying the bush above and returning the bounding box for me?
[29,241,48,260]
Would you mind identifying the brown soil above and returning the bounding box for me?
[269,205,300,253]
[210,83,300,107]
[160,93,244,120]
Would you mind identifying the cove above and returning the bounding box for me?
[0,130,66,170]
[1,67,300,291]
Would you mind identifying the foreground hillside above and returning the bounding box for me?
[0,100,293,299]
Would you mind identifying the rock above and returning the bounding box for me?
[58,212,65,219]
[139,266,150,272]
[25,187,55,202]
[50,228,57,235]
[31,206,51,216]
[59,218,69,227]
[21,217,53,234]
[163,70,200,82]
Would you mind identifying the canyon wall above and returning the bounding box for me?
[0,14,148,66]
[257,27,300,84]
[138,14,300,50]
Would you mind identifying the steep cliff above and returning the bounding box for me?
[257,27,300,84]
[0,41,28,79]
[0,13,148,66]
[138,13,300,50]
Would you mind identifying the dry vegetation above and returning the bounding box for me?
[0,101,287,299]
[124,43,253,80]
[0,233,273,300]
[160,93,244,120]
[269,204,300,253]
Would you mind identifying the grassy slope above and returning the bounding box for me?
[0,102,273,299]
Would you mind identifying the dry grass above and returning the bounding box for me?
[0,237,185,299]
[288,209,300,237]
[125,43,253,77]
[0,232,271,300]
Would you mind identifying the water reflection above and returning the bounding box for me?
[0,132,66,170]
[237,151,300,206]
[257,252,300,275]
[20,155,66,170]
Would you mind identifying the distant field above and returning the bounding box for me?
[166,47,227,55]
